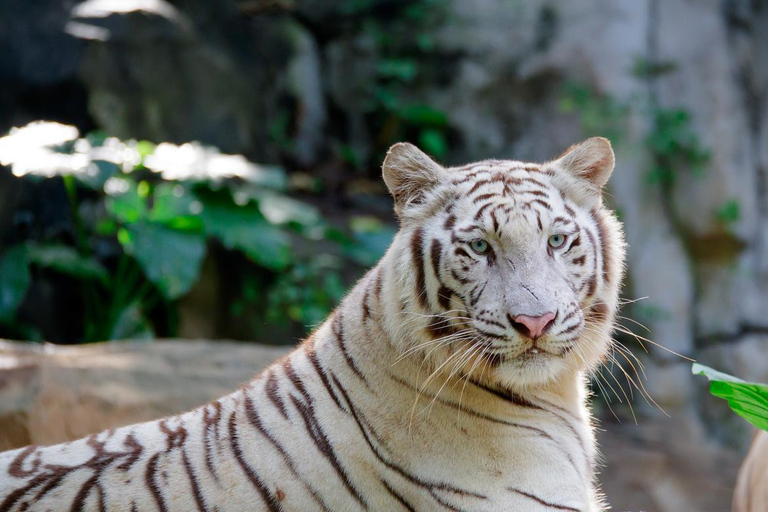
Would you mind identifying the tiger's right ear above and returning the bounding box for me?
[382,143,447,217]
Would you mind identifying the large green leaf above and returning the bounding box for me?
[148,184,204,232]
[0,245,31,323]
[121,223,206,300]
[199,197,291,271]
[105,179,147,223]
[397,104,448,127]
[27,244,108,283]
[693,363,768,432]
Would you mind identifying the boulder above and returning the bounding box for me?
[0,339,290,450]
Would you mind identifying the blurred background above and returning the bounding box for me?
[0,0,766,510]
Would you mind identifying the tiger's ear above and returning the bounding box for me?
[551,137,615,206]
[382,142,447,217]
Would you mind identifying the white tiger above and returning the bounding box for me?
[0,137,625,511]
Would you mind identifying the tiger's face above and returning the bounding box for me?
[383,138,624,389]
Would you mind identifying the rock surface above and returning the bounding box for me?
[0,339,290,450]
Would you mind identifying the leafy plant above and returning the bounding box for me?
[558,82,629,146]
[715,199,740,226]
[693,363,768,432]
[646,108,710,185]
[340,0,452,164]
[0,121,391,343]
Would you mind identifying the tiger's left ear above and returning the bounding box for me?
[382,142,448,218]
[551,137,614,206]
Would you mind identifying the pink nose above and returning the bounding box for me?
[512,312,556,340]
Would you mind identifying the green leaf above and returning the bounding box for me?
[419,128,448,158]
[0,245,31,323]
[106,179,147,224]
[715,200,740,225]
[397,104,448,127]
[256,192,321,230]
[76,160,120,190]
[693,363,768,432]
[378,59,418,82]
[27,244,108,283]
[148,184,204,232]
[123,223,206,299]
[199,196,291,271]
[96,218,118,236]
[135,140,156,159]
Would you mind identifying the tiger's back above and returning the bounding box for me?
[1,137,625,511]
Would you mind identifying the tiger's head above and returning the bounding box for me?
[382,138,625,390]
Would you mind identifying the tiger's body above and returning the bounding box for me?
[0,138,625,512]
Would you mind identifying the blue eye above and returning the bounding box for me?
[469,239,490,254]
[548,234,566,249]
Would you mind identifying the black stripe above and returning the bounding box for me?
[331,312,369,386]
[389,374,584,481]
[70,473,99,512]
[592,209,612,283]
[330,374,487,502]
[181,448,208,512]
[472,193,496,204]
[265,370,290,420]
[474,203,492,220]
[583,228,599,297]
[469,380,589,464]
[362,282,373,321]
[145,453,168,512]
[411,228,429,310]
[287,395,368,508]
[244,393,330,511]
[227,411,281,512]
[381,479,417,512]
[307,347,346,411]
[507,487,580,511]
[201,402,222,481]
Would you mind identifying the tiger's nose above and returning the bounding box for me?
[511,312,556,340]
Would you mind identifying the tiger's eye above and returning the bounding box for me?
[548,234,566,249]
[469,239,490,254]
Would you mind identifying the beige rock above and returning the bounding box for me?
[0,339,290,451]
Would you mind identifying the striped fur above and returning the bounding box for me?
[0,138,625,511]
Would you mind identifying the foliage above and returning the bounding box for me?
[715,199,740,226]
[646,108,710,185]
[693,363,768,432]
[0,122,392,343]
[559,76,709,187]
[558,82,629,145]
[338,0,452,167]
[630,56,678,80]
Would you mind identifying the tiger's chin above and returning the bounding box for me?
[488,352,573,389]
